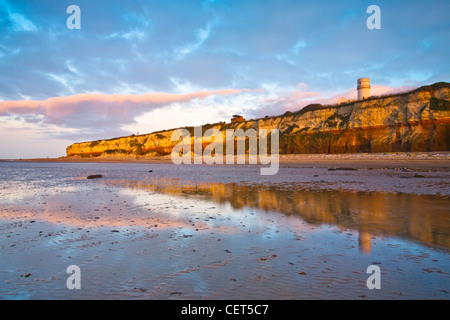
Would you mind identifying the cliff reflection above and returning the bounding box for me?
[110,178,450,252]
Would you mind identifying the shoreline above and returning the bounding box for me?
[4,151,450,170]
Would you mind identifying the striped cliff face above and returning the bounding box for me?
[66,82,450,157]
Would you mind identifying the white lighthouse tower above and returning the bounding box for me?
[357,78,370,100]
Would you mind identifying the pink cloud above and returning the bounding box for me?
[254,82,419,119]
[257,83,331,116]
[0,89,250,113]
[369,84,417,97]
[0,89,253,128]
[326,84,418,105]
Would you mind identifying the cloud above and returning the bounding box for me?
[0,88,255,130]
[0,0,37,32]
[174,19,218,58]
[248,81,419,120]
[1,1,448,102]
[252,82,329,117]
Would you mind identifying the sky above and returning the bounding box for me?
[0,0,449,158]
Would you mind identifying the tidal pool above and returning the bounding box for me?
[0,162,448,299]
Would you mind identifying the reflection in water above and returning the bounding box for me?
[1,163,449,299]
[359,232,372,254]
[107,178,450,252]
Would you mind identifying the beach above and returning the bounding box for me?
[13,151,450,169]
[0,152,449,299]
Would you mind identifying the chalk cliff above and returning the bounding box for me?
[66,82,450,157]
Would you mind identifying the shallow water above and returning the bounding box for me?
[0,162,449,299]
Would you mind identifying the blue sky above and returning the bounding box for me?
[0,0,449,158]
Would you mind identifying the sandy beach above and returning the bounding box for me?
[0,152,449,299]
[12,151,450,169]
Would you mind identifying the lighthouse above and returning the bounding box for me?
[357,78,370,100]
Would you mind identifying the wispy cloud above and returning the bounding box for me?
[0,0,37,32]
[175,19,218,58]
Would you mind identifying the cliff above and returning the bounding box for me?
[66,82,450,157]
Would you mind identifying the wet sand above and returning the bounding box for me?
[0,156,449,299]
[11,151,450,170]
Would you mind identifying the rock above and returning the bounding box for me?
[87,174,102,179]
